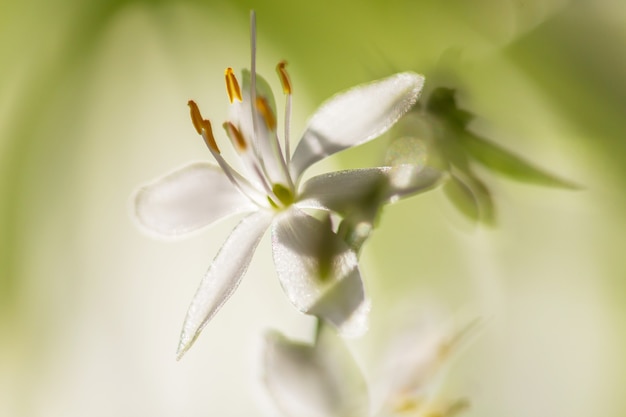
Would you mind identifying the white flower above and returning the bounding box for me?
[134,12,440,359]
[261,318,478,417]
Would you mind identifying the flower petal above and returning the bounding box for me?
[229,70,291,187]
[262,327,369,417]
[271,207,369,337]
[290,72,425,179]
[298,166,442,216]
[176,210,273,359]
[134,162,256,238]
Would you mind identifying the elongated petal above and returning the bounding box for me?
[271,207,369,337]
[290,72,425,179]
[298,166,442,215]
[134,162,256,238]
[262,327,369,417]
[377,316,481,415]
[177,210,272,359]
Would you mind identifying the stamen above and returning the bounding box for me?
[200,119,220,154]
[188,100,203,135]
[223,122,247,152]
[276,61,292,94]
[225,67,243,103]
[255,97,276,131]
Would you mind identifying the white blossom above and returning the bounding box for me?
[134,12,440,359]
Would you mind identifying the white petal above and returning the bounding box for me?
[176,210,273,359]
[290,72,425,179]
[230,70,290,187]
[134,162,256,238]
[271,207,369,337]
[298,166,443,215]
[262,327,369,417]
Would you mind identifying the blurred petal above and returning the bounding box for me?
[134,162,255,238]
[262,327,369,417]
[290,72,425,179]
[177,210,273,359]
[271,207,368,336]
[443,170,495,226]
[298,167,443,215]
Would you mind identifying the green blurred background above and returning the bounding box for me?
[1,0,625,416]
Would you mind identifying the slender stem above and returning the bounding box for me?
[283,93,292,166]
[314,316,324,344]
[249,11,261,160]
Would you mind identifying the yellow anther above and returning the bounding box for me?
[225,67,242,103]
[189,100,220,153]
[255,97,276,131]
[188,100,204,135]
[276,61,292,94]
[201,119,220,154]
[223,122,247,152]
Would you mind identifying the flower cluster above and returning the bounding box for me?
[133,11,489,417]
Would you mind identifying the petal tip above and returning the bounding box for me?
[335,298,371,338]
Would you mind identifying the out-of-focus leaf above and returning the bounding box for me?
[443,171,496,226]
[460,131,581,189]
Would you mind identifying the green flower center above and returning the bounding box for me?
[268,183,294,209]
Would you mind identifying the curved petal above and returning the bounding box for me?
[298,166,443,216]
[134,162,256,238]
[290,72,425,179]
[271,207,369,337]
[262,327,369,417]
[176,210,273,359]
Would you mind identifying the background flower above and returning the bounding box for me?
[1,0,625,416]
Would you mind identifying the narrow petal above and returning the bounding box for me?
[290,72,425,179]
[262,327,369,417]
[134,162,256,238]
[177,210,273,359]
[298,166,442,216]
[377,316,481,415]
[271,207,369,337]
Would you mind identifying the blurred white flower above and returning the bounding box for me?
[133,12,441,359]
[262,319,477,417]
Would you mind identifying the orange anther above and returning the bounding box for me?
[255,97,276,131]
[188,100,204,135]
[225,67,242,103]
[276,61,292,94]
[223,122,247,152]
[200,119,220,154]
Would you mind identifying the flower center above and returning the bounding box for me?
[271,183,294,207]
[187,61,297,211]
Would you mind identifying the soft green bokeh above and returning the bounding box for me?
[1,0,624,416]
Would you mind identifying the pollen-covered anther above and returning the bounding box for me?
[225,67,243,103]
[200,119,220,154]
[255,97,277,130]
[276,61,292,94]
[223,121,247,152]
[188,100,204,135]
